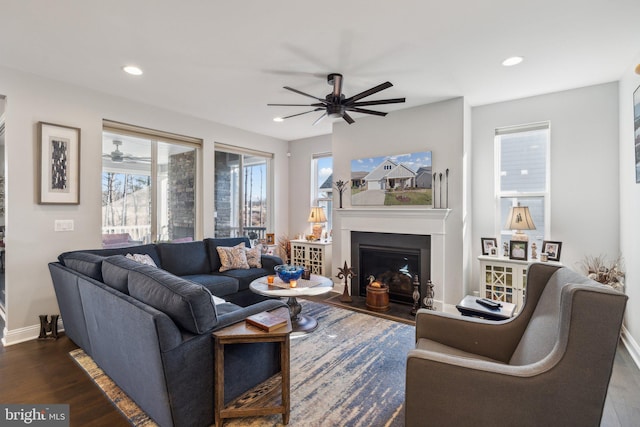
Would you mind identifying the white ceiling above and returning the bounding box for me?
[1,1,639,141]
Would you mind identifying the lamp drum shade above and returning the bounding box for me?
[504,205,535,241]
[307,206,327,223]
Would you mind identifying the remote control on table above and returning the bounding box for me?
[476,298,502,310]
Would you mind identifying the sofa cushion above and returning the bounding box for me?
[183,274,239,297]
[219,268,271,291]
[61,252,105,281]
[101,255,149,294]
[205,237,251,271]
[156,241,210,276]
[59,244,162,270]
[128,267,217,334]
[245,244,262,268]
[217,243,250,272]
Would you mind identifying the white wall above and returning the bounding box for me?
[331,98,467,304]
[0,66,289,344]
[618,56,640,362]
[288,134,332,239]
[471,82,620,291]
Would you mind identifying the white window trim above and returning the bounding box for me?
[311,152,332,206]
[494,122,551,241]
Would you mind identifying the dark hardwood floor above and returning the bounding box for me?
[0,336,130,426]
[1,299,639,426]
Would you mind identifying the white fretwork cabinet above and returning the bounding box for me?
[290,240,332,277]
[478,255,561,312]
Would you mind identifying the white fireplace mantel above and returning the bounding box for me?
[335,207,450,234]
[332,207,453,309]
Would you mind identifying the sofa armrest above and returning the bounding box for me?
[415,309,524,363]
[215,299,287,330]
[260,254,283,272]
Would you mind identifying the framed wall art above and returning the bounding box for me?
[542,240,562,262]
[38,122,81,204]
[350,151,432,206]
[266,233,275,245]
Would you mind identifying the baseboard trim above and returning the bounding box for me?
[621,325,640,370]
[1,318,64,347]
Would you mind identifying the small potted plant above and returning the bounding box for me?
[580,255,625,291]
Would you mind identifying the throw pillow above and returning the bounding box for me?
[245,244,263,268]
[217,242,250,272]
[126,253,158,268]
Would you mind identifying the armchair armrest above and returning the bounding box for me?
[415,308,524,363]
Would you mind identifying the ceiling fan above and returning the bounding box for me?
[103,140,151,164]
[268,73,406,125]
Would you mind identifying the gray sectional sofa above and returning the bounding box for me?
[49,237,287,427]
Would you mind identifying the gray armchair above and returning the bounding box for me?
[406,264,627,427]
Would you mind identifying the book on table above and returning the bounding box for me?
[246,311,288,332]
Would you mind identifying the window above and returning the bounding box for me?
[214,145,272,244]
[312,154,333,232]
[102,121,201,246]
[495,122,550,248]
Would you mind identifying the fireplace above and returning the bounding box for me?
[351,231,431,305]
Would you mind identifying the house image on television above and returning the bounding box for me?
[362,159,431,190]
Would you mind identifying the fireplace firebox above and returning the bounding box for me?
[351,231,430,305]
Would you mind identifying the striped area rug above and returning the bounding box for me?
[70,300,415,426]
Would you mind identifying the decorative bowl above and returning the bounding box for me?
[274,264,305,283]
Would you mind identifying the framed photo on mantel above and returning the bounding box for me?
[37,122,81,205]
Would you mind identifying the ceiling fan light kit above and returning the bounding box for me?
[268,73,405,125]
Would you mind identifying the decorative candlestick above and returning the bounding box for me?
[423,280,435,310]
[445,168,450,208]
[410,275,421,315]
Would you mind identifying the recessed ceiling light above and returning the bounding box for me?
[273,117,284,122]
[123,65,143,76]
[502,56,524,67]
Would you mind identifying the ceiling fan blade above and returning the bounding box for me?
[267,103,324,107]
[346,107,388,117]
[342,112,355,124]
[281,108,324,120]
[343,81,393,104]
[350,98,406,107]
[283,86,327,103]
[312,112,327,126]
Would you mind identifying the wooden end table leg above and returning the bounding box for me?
[214,339,224,427]
[282,334,290,424]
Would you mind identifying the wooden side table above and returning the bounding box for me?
[212,307,292,426]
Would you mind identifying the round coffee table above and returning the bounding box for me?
[249,274,333,334]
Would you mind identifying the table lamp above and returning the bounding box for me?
[504,204,536,241]
[307,206,327,240]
